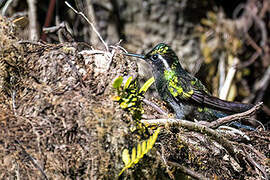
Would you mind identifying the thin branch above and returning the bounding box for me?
[109,40,128,54]
[143,99,168,116]
[141,118,249,168]
[167,161,208,180]
[236,33,262,69]
[252,12,267,47]
[65,1,108,51]
[18,40,47,46]
[106,48,116,71]
[78,49,107,55]
[1,0,13,16]
[156,143,175,180]
[15,140,48,180]
[209,102,263,129]
[42,22,65,33]
[237,50,261,69]
[41,0,56,41]
[217,126,250,141]
[12,90,17,116]
[55,0,64,42]
[242,147,268,180]
[254,65,270,102]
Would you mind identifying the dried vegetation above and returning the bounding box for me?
[0,0,270,179]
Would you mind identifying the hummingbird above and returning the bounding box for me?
[124,43,254,122]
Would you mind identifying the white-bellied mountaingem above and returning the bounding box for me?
[125,43,254,121]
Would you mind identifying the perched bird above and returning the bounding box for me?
[125,43,254,122]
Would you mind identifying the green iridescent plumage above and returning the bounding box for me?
[125,43,254,121]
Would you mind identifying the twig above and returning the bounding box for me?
[78,49,107,55]
[237,33,262,69]
[167,161,208,180]
[106,48,116,71]
[12,90,17,116]
[245,66,270,103]
[209,102,263,129]
[1,0,13,16]
[245,118,265,131]
[217,126,250,141]
[143,99,168,116]
[113,45,128,53]
[141,118,182,125]
[246,33,263,53]
[156,143,175,180]
[41,0,56,41]
[254,65,270,102]
[55,0,64,42]
[254,65,270,91]
[42,22,66,33]
[242,147,268,180]
[18,40,47,46]
[237,50,261,69]
[15,140,48,180]
[141,118,249,168]
[65,1,109,51]
[109,40,128,54]
[259,0,269,18]
[251,12,267,47]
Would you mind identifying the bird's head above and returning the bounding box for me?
[125,43,181,72]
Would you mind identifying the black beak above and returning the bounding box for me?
[124,53,145,60]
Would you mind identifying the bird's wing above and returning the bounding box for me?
[190,90,253,113]
[169,75,253,113]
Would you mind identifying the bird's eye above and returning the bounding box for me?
[152,54,158,61]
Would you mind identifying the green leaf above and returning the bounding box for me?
[122,149,131,166]
[139,77,155,93]
[112,76,123,89]
[119,128,161,176]
[137,143,142,159]
[120,102,128,109]
[131,147,136,163]
[142,141,147,154]
[124,76,133,89]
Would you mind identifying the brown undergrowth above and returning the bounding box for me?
[0,16,269,180]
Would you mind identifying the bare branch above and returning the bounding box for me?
[15,140,48,180]
[65,1,109,51]
[1,0,13,16]
[143,99,168,116]
[209,102,263,129]
[167,161,208,180]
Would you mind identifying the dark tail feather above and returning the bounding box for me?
[191,90,254,113]
[203,95,254,113]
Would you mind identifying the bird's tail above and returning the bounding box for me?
[191,90,254,113]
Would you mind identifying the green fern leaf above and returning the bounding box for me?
[142,141,147,154]
[139,77,155,93]
[119,128,161,176]
[131,147,136,163]
[124,76,133,89]
[122,149,131,166]
[112,76,123,89]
